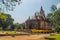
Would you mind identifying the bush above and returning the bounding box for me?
[31,29,54,33]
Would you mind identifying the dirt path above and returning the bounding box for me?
[0,34,50,40]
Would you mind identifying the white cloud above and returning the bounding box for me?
[57,3,60,9]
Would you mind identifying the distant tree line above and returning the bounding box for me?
[0,12,25,31]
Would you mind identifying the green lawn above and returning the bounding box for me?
[0,31,28,35]
[48,34,60,40]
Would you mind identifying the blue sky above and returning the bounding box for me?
[7,0,60,23]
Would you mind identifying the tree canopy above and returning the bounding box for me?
[0,0,21,11]
[47,5,60,32]
[0,13,14,30]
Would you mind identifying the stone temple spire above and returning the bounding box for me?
[35,13,37,17]
[28,16,30,20]
[39,6,45,20]
[35,13,37,19]
[40,6,44,13]
[40,6,45,17]
[41,6,43,11]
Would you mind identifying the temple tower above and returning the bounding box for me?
[39,6,45,29]
[39,6,45,20]
[25,16,30,29]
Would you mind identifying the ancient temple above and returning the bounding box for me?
[25,6,52,30]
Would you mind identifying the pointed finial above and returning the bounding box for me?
[29,16,30,20]
[40,6,44,13]
[35,12,36,16]
[41,6,43,11]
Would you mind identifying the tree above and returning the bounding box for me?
[14,23,20,31]
[47,5,57,26]
[53,9,60,25]
[47,13,53,18]
[10,23,22,31]
[51,5,57,12]
[10,24,15,31]
[55,25,60,33]
[47,5,60,32]
[20,23,25,29]
[0,13,14,30]
[0,0,21,11]
[0,13,7,30]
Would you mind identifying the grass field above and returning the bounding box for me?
[48,34,60,40]
[0,31,29,35]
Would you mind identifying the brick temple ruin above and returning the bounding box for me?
[25,6,52,30]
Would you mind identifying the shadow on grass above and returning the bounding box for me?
[45,37,55,40]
